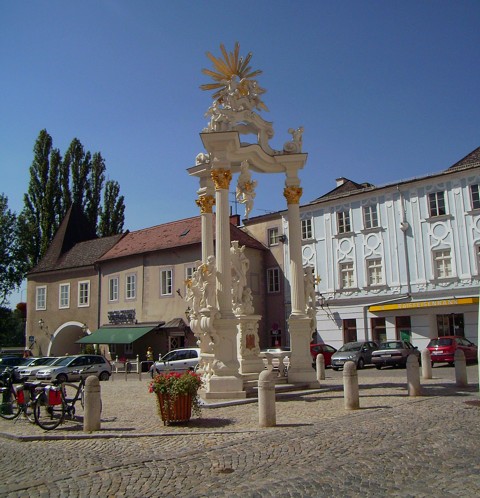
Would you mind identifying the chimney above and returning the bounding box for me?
[336,177,347,187]
[230,214,241,226]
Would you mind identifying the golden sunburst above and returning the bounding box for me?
[201,42,266,109]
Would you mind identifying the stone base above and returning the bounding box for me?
[201,374,246,399]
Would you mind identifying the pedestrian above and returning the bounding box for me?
[146,347,154,362]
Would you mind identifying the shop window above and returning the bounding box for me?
[436,314,464,337]
[395,316,411,341]
[343,319,357,343]
[371,317,386,344]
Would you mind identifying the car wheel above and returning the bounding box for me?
[99,371,110,381]
[56,373,67,383]
[332,367,339,371]
[448,362,454,367]
[357,358,365,370]
[375,365,382,370]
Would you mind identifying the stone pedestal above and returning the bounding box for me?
[286,316,317,385]
[236,315,263,378]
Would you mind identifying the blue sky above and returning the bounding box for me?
[1,1,479,303]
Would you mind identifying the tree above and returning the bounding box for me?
[18,130,125,271]
[99,180,125,236]
[0,305,26,347]
[0,194,25,305]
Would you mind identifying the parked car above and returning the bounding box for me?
[371,340,420,369]
[0,356,35,379]
[331,341,379,370]
[150,348,200,376]
[35,354,112,382]
[16,357,60,380]
[426,336,478,366]
[310,343,337,367]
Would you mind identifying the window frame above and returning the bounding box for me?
[59,283,70,309]
[36,286,47,311]
[339,261,355,289]
[366,258,383,287]
[125,273,137,300]
[160,268,173,296]
[433,249,452,279]
[267,227,280,246]
[337,210,352,234]
[301,218,313,240]
[428,191,447,217]
[108,276,119,302]
[266,267,280,293]
[78,280,90,307]
[363,204,379,229]
[470,184,480,210]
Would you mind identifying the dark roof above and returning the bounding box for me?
[314,179,375,201]
[99,215,266,262]
[29,204,124,275]
[447,147,480,170]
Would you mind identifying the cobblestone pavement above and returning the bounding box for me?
[0,365,479,497]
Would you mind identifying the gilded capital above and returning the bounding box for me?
[195,194,215,214]
[211,168,232,190]
[283,186,303,205]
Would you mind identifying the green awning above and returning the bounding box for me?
[76,326,156,345]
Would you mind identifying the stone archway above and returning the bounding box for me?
[48,321,87,356]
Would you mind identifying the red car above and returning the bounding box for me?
[310,343,337,367]
[426,336,478,366]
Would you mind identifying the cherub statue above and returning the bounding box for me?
[230,241,249,307]
[236,160,257,219]
[304,266,317,311]
[198,255,217,309]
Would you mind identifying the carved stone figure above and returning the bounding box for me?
[199,255,217,310]
[304,266,317,312]
[230,241,249,310]
[236,160,257,219]
[284,126,304,153]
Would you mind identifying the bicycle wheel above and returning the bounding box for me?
[33,392,65,430]
[0,388,21,420]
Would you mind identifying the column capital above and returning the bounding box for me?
[211,168,232,190]
[196,194,215,214]
[283,186,303,205]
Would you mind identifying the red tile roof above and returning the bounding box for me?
[98,215,266,262]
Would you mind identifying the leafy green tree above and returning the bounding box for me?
[18,130,125,270]
[0,195,26,305]
[99,180,125,236]
[0,305,26,347]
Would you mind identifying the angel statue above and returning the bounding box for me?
[236,160,257,219]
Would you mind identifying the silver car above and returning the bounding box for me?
[371,340,420,369]
[35,355,112,382]
[150,348,200,376]
[16,357,60,380]
[331,341,379,370]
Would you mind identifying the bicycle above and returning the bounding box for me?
[33,366,97,430]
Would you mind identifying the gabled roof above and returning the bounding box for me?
[98,215,266,262]
[447,147,480,171]
[29,204,124,275]
[314,179,375,201]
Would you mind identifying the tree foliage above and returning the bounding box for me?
[19,129,125,271]
[0,306,26,347]
[0,195,26,305]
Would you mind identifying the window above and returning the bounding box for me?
[476,245,480,274]
[301,219,312,240]
[268,227,280,246]
[78,280,90,307]
[59,283,70,309]
[109,276,119,302]
[126,273,136,300]
[366,258,383,286]
[267,267,280,293]
[433,249,452,279]
[363,205,379,229]
[471,184,480,210]
[371,317,386,344]
[436,314,464,337]
[337,211,351,233]
[343,319,357,343]
[428,191,446,217]
[36,286,47,310]
[339,261,355,288]
[124,343,133,355]
[160,269,173,296]
[396,316,411,341]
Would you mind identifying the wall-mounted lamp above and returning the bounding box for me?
[278,234,287,243]
[176,288,183,298]
[38,319,44,329]
[81,323,88,334]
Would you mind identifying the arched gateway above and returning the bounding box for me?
[187,43,317,399]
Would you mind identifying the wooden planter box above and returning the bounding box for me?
[156,393,192,425]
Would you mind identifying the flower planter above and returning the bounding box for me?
[156,393,192,425]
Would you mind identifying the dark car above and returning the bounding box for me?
[310,343,337,367]
[426,336,478,366]
[371,340,420,369]
[331,341,379,370]
[0,356,34,378]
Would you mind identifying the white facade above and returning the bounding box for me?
[286,149,480,350]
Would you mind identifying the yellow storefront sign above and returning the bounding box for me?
[369,297,479,312]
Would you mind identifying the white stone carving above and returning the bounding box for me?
[236,160,257,219]
[284,126,304,153]
[230,241,253,315]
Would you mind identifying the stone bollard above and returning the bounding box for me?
[343,361,359,410]
[83,375,101,432]
[454,349,467,387]
[406,354,422,396]
[316,353,325,383]
[258,368,277,427]
[421,349,432,379]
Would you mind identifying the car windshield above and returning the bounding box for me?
[161,351,178,362]
[380,341,403,350]
[28,357,55,366]
[428,338,453,347]
[49,356,74,367]
[338,342,362,352]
